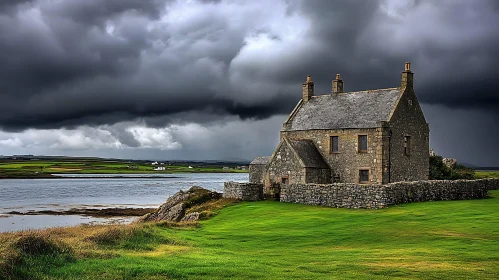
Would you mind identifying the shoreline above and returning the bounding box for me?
[5,207,156,218]
[0,175,182,179]
[0,172,248,180]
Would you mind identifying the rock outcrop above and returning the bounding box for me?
[140,186,221,223]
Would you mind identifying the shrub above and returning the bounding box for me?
[429,155,475,180]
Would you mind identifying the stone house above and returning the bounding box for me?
[250,62,429,187]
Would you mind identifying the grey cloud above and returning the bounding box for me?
[0,0,497,139]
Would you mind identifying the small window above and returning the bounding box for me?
[358,135,368,153]
[359,170,369,183]
[281,177,288,184]
[330,136,339,153]
[404,136,411,156]
[333,172,341,183]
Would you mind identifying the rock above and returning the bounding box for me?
[181,212,200,222]
[140,186,221,223]
[442,158,457,169]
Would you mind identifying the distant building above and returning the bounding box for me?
[250,63,429,186]
[153,166,166,171]
[151,161,158,165]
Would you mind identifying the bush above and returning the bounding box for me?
[429,155,474,180]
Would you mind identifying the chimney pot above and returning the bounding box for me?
[332,73,344,94]
[302,75,314,101]
[401,62,414,89]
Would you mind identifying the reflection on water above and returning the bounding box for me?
[0,173,248,232]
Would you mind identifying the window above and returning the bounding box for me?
[358,135,367,153]
[330,136,339,153]
[359,170,369,183]
[404,136,411,156]
[333,172,341,183]
[281,177,288,184]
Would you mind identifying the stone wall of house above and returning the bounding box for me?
[249,164,266,184]
[266,141,305,186]
[281,128,383,184]
[305,167,331,184]
[223,182,263,201]
[387,87,429,182]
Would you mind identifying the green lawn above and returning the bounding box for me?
[10,191,498,279]
[475,171,499,179]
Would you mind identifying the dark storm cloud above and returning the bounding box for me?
[0,0,498,132]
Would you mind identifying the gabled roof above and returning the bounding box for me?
[265,138,328,169]
[250,156,270,165]
[287,139,329,169]
[283,88,402,131]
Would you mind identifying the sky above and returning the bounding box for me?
[0,0,498,166]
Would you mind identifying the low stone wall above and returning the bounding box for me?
[223,182,263,201]
[280,178,498,209]
[224,179,499,208]
[483,178,499,190]
[383,179,495,206]
[280,183,388,209]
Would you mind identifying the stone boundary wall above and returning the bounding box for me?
[382,179,498,206]
[223,182,263,201]
[280,183,388,209]
[224,179,499,208]
[281,179,499,209]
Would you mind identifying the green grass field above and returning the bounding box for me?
[2,191,498,279]
[0,160,247,178]
[475,171,499,179]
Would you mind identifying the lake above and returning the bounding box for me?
[0,173,248,232]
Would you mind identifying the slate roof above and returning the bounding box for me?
[287,139,329,169]
[250,156,270,165]
[284,88,402,131]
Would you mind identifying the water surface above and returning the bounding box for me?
[0,173,248,232]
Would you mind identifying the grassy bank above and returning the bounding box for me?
[2,191,499,279]
[0,160,247,178]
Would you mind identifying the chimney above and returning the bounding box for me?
[332,73,343,94]
[401,62,413,89]
[302,75,314,101]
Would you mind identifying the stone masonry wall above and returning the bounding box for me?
[281,128,382,184]
[387,87,429,182]
[223,182,263,201]
[280,183,388,208]
[266,141,305,186]
[225,179,499,208]
[249,164,266,184]
[280,178,498,209]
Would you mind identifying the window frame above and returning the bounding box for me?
[281,176,289,185]
[330,135,339,154]
[359,169,369,184]
[358,135,368,153]
[404,135,411,156]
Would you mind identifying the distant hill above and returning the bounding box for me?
[458,162,479,168]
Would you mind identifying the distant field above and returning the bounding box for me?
[475,171,499,179]
[2,191,498,279]
[0,160,247,178]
